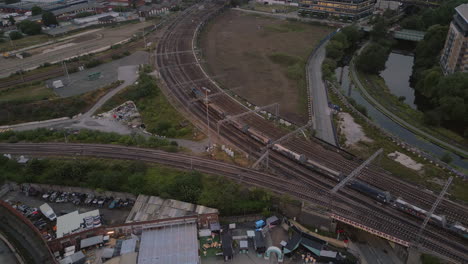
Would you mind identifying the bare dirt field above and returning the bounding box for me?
[200,10,333,124]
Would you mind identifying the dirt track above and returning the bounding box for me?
[200,10,332,124]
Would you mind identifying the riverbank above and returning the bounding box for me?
[326,79,468,203]
[356,70,468,157]
[349,60,468,168]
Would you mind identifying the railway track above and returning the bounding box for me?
[152,1,468,262]
[1,142,468,263]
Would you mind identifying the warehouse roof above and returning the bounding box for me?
[56,209,100,238]
[120,238,137,255]
[81,235,103,249]
[138,222,198,264]
[125,195,218,223]
[59,251,86,264]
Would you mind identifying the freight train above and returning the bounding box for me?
[189,87,468,240]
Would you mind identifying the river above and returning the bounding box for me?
[380,52,416,109]
[335,66,468,169]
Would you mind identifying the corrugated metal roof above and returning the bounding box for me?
[125,195,218,223]
[80,235,103,248]
[120,238,137,255]
[138,222,198,264]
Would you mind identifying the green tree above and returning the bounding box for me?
[8,16,15,25]
[18,20,42,35]
[413,25,448,81]
[341,25,362,47]
[356,43,389,74]
[330,32,349,49]
[9,31,23,40]
[31,5,43,16]
[42,11,58,26]
[325,40,344,61]
[370,17,388,41]
[400,15,425,30]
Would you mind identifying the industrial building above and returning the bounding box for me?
[125,195,219,229]
[298,0,375,20]
[440,3,468,74]
[138,218,199,264]
[56,209,101,238]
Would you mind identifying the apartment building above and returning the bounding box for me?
[298,0,375,20]
[440,3,468,74]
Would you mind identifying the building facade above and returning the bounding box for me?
[298,0,375,20]
[440,4,468,74]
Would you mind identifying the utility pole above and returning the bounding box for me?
[416,177,453,246]
[62,60,70,82]
[202,87,211,148]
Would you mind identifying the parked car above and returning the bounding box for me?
[42,191,53,200]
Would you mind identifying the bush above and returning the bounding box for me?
[9,31,23,40]
[440,152,453,164]
[85,59,102,68]
[75,12,93,18]
[18,20,43,36]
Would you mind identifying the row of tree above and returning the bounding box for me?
[355,16,394,74]
[322,25,362,80]
[8,6,58,38]
[400,0,468,31]
[0,156,273,216]
[405,1,468,133]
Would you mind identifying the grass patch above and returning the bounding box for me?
[98,69,196,139]
[0,81,120,125]
[265,22,305,33]
[268,52,308,116]
[268,52,300,66]
[0,128,178,152]
[0,81,57,102]
[359,72,468,149]
[0,34,49,53]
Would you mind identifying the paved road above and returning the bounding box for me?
[350,62,468,158]
[308,43,337,146]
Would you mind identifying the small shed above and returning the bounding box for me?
[80,235,103,249]
[199,229,211,237]
[254,231,265,253]
[210,222,220,232]
[59,251,86,264]
[246,230,255,238]
[239,240,248,253]
[266,216,280,227]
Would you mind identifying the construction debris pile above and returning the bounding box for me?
[97,101,143,129]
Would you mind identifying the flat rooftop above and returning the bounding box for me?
[56,209,100,238]
[138,221,198,264]
[456,3,468,23]
[125,195,218,223]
